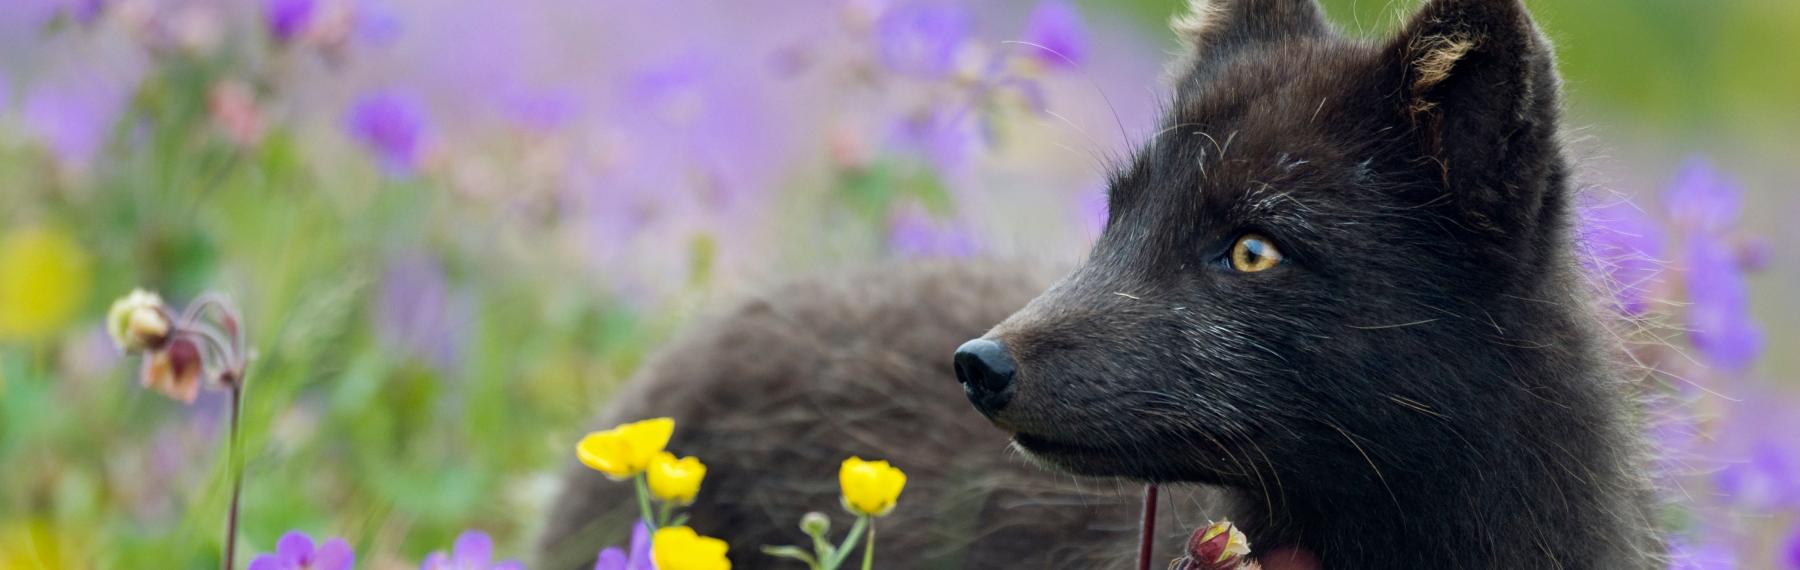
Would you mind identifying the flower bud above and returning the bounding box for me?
[108,289,171,352]
[1178,520,1251,570]
[800,512,831,537]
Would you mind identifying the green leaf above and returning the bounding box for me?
[760,545,821,569]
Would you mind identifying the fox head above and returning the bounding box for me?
[954,0,1628,538]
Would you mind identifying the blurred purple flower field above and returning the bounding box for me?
[0,0,1796,568]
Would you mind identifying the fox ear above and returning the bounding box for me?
[1385,0,1564,235]
[1173,0,1330,67]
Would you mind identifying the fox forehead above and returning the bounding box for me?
[1126,45,1398,216]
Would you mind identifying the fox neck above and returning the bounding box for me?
[1223,355,1658,568]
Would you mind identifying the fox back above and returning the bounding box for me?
[539,0,1664,568]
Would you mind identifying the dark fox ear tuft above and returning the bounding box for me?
[1173,0,1330,66]
[1385,0,1563,237]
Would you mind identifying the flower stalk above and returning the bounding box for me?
[1139,484,1158,570]
[108,290,252,570]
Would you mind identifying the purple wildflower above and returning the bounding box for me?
[1683,234,1762,374]
[346,90,428,175]
[421,530,523,570]
[1666,538,1737,570]
[247,531,355,570]
[593,522,652,570]
[375,252,463,370]
[619,54,779,209]
[1576,197,1664,316]
[1021,0,1087,69]
[1786,525,1800,569]
[1715,438,1800,509]
[1665,159,1742,236]
[888,206,977,258]
[59,0,106,25]
[264,0,316,43]
[355,0,403,46]
[889,106,978,175]
[877,3,972,77]
[20,71,133,170]
[1712,385,1800,509]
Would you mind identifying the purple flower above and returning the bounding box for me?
[375,252,463,370]
[888,206,977,258]
[1021,0,1087,69]
[1786,525,1800,569]
[593,522,652,570]
[355,0,403,46]
[877,3,972,77]
[20,70,134,170]
[264,0,317,43]
[346,90,428,175]
[247,531,355,570]
[1666,538,1737,570]
[421,530,523,570]
[889,106,979,175]
[58,0,106,25]
[1665,159,1741,236]
[1714,438,1800,509]
[1684,235,1762,374]
[1576,197,1664,316]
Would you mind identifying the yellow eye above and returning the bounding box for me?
[1228,234,1283,272]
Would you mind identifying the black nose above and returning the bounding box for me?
[954,338,1016,416]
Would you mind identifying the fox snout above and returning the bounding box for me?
[952,338,1016,417]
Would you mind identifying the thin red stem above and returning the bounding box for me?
[223,385,244,570]
[1139,484,1159,570]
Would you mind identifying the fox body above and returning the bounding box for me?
[538,0,1664,568]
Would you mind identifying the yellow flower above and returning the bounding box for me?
[648,451,707,505]
[838,457,906,517]
[0,226,92,342]
[577,417,675,479]
[650,526,731,570]
[0,519,91,569]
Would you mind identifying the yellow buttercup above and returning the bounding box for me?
[0,226,92,341]
[648,452,707,505]
[838,457,907,517]
[651,526,730,570]
[577,418,676,479]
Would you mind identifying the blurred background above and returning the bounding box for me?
[0,0,1794,567]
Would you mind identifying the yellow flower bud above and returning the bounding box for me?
[838,457,906,517]
[648,451,707,505]
[107,289,171,352]
[650,526,731,570]
[0,227,91,341]
[577,418,675,479]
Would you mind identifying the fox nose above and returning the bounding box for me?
[954,338,1016,416]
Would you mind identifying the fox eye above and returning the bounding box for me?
[1227,234,1284,272]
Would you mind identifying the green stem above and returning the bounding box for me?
[860,520,875,570]
[634,475,657,530]
[823,516,869,570]
[658,501,674,528]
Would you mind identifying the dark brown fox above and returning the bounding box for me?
[537,0,1665,568]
